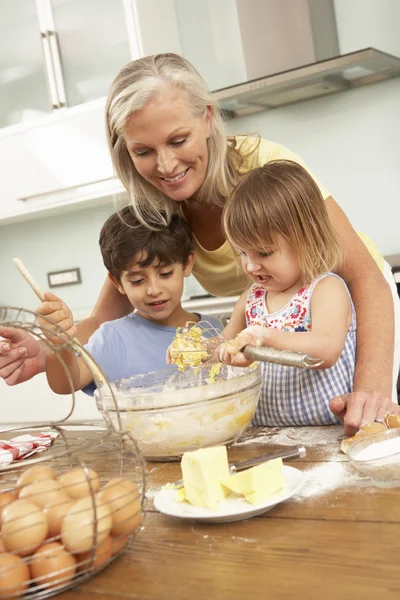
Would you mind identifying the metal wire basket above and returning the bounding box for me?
[0,307,146,599]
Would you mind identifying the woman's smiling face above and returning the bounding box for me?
[123,84,212,202]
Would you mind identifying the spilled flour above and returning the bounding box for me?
[234,425,344,448]
[294,461,370,500]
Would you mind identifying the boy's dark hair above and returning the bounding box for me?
[99,207,194,281]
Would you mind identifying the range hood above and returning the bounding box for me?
[213,47,400,117]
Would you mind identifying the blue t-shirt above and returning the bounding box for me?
[83,313,222,395]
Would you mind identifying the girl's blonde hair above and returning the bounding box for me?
[223,160,342,284]
[106,53,245,229]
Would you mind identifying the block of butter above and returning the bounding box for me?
[222,458,284,505]
[178,446,230,510]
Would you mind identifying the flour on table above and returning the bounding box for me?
[293,461,370,500]
[235,425,344,447]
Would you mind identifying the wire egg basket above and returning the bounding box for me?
[0,306,146,599]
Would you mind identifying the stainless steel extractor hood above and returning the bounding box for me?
[213,47,400,117]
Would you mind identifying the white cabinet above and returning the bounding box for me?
[0,0,139,129]
[0,98,127,224]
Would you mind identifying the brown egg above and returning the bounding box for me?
[384,413,400,428]
[75,535,113,572]
[358,422,388,436]
[0,492,17,523]
[61,496,112,554]
[0,553,30,599]
[17,465,56,490]
[111,534,130,556]
[341,421,388,453]
[43,494,75,540]
[59,468,100,499]
[0,536,5,554]
[30,542,76,590]
[97,478,141,536]
[19,479,63,509]
[2,499,48,556]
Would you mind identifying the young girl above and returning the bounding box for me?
[219,160,356,426]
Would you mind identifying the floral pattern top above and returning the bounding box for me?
[244,273,357,427]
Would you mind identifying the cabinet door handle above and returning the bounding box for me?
[47,29,67,106]
[40,32,60,108]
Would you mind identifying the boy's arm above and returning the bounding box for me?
[227,277,352,369]
[46,349,93,394]
[36,291,94,393]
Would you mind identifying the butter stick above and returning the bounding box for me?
[222,458,284,505]
[179,446,230,510]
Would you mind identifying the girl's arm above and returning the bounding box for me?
[226,277,351,367]
[221,290,247,339]
[75,276,132,344]
[255,277,351,367]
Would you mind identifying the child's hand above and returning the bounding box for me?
[217,329,261,367]
[166,344,173,364]
[215,342,232,365]
[36,292,76,345]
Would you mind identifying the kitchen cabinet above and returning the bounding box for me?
[0,0,139,129]
[0,98,126,224]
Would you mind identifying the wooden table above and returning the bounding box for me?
[57,425,400,600]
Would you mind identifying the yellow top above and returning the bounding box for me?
[192,136,384,297]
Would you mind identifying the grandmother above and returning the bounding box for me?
[1,53,399,434]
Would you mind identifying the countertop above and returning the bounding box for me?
[55,425,400,600]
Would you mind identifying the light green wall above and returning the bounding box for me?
[0,201,205,316]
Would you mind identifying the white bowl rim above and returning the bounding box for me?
[347,427,400,463]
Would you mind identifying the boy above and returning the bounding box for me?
[38,207,222,395]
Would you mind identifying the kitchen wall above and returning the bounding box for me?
[226,76,399,255]
[0,0,399,424]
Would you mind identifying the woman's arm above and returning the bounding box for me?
[75,276,132,344]
[325,196,398,432]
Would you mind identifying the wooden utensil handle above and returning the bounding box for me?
[13,257,105,385]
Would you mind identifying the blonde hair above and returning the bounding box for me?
[223,160,342,284]
[106,53,245,229]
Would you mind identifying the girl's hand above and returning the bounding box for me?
[217,330,261,367]
[36,292,76,345]
[0,327,46,385]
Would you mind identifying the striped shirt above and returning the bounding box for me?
[245,273,356,426]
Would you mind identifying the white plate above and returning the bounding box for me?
[153,465,304,523]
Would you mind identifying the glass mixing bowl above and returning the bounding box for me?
[347,428,400,485]
[95,364,262,460]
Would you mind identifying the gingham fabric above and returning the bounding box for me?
[0,432,59,468]
[246,273,356,426]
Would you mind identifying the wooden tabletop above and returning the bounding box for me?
[57,425,400,600]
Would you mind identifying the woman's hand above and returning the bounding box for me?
[0,327,46,385]
[36,291,77,345]
[330,392,400,436]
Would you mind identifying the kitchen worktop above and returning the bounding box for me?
[56,425,400,600]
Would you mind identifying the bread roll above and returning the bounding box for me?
[340,422,388,454]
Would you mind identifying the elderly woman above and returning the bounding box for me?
[1,53,399,434]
